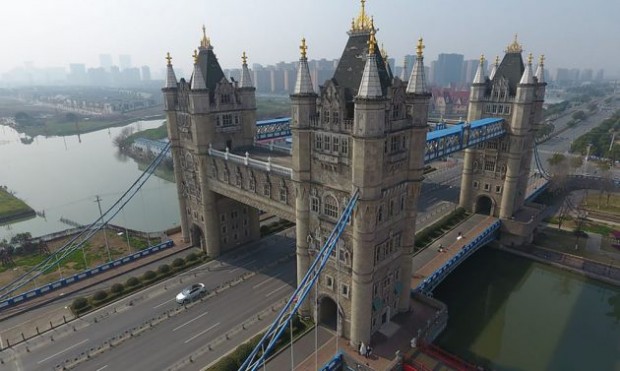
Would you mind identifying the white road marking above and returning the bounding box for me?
[229,259,257,273]
[253,273,283,289]
[37,338,89,364]
[173,311,209,332]
[265,285,288,297]
[154,299,174,309]
[184,322,220,344]
[96,365,109,371]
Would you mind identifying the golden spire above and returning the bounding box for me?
[192,49,199,65]
[479,54,486,65]
[200,24,211,48]
[416,38,425,58]
[539,54,545,66]
[242,51,248,65]
[300,38,308,59]
[506,34,523,53]
[495,55,500,66]
[165,52,172,66]
[351,0,372,31]
[367,27,377,54]
[527,52,533,65]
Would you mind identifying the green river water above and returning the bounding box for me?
[434,247,620,371]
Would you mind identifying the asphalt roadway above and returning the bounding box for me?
[1,232,296,370]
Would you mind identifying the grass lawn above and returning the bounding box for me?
[0,188,34,220]
[534,227,617,265]
[582,192,620,214]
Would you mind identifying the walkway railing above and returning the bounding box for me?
[208,145,292,178]
[414,218,501,294]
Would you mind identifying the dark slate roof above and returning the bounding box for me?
[191,47,226,91]
[491,51,524,96]
[332,31,392,102]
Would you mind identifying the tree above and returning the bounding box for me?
[113,126,135,151]
[572,110,586,121]
[548,153,566,167]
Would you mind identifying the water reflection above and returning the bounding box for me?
[0,120,179,240]
[434,247,620,371]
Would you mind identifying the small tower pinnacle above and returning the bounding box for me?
[489,55,499,80]
[406,37,428,94]
[200,25,211,49]
[191,49,206,90]
[240,51,254,88]
[519,52,535,84]
[357,29,382,98]
[164,52,177,89]
[472,54,486,84]
[506,34,523,53]
[535,54,545,83]
[293,38,315,95]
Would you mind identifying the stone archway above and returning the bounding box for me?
[190,224,205,250]
[475,195,494,215]
[318,296,338,331]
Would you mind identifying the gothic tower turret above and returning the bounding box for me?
[290,38,317,317]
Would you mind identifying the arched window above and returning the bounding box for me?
[323,194,339,218]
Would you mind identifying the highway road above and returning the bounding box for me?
[1,232,296,370]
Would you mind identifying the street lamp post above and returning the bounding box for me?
[95,195,112,262]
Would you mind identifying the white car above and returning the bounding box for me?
[175,283,206,304]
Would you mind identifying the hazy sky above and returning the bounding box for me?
[2,0,619,77]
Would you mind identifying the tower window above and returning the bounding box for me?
[333,137,339,153]
[333,111,340,124]
[311,196,320,213]
[324,111,330,124]
[324,136,331,151]
[341,138,349,155]
[341,283,349,298]
[484,160,496,171]
[323,195,338,218]
[315,134,323,150]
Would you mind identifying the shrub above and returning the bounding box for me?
[71,297,88,311]
[110,283,124,294]
[142,270,157,281]
[158,264,171,275]
[93,290,108,301]
[212,356,238,371]
[233,343,255,368]
[172,258,185,268]
[186,252,199,262]
[126,276,140,287]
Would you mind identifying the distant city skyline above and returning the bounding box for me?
[2,0,619,80]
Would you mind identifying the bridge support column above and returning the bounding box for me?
[294,183,311,317]
[350,210,374,348]
[203,190,221,257]
[170,145,190,243]
[459,148,475,211]
[500,152,522,219]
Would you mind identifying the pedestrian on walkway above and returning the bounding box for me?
[437,243,444,253]
[456,232,463,241]
[359,342,366,357]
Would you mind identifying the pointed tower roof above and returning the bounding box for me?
[472,54,486,84]
[400,56,408,81]
[491,35,525,95]
[240,51,253,88]
[293,38,315,95]
[357,28,383,99]
[406,37,428,94]
[489,55,500,80]
[333,5,391,102]
[191,50,207,90]
[191,25,226,92]
[535,54,545,83]
[164,52,177,89]
[519,53,535,84]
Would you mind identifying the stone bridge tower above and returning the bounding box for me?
[459,36,546,222]
[162,27,260,256]
[291,1,430,347]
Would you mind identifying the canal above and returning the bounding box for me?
[434,247,620,371]
[0,120,180,240]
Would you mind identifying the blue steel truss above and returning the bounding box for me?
[414,219,501,295]
[424,117,507,163]
[255,117,291,141]
[0,142,171,300]
[240,189,360,371]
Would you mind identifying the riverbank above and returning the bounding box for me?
[496,243,620,287]
[0,187,35,224]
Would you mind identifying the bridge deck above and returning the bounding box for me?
[233,146,293,168]
[411,214,497,290]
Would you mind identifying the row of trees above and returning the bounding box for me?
[0,232,49,266]
[570,109,620,163]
